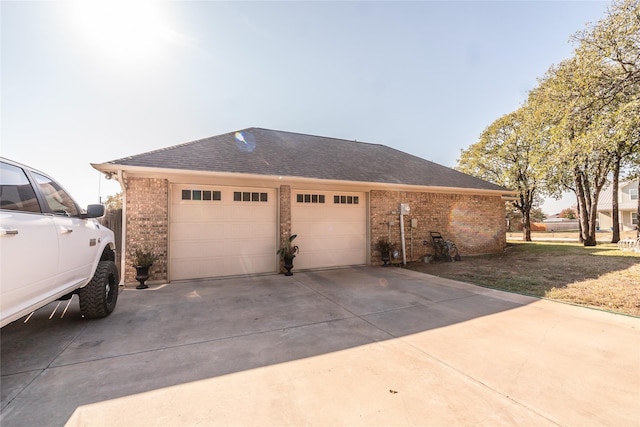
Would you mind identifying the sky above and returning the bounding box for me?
[1,0,609,213]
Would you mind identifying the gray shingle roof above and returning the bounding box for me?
[105,127,507,191]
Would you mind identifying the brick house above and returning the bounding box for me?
[93,128,514,284]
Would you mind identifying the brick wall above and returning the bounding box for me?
[278,185,291,272]
[125,177,169,283]
[123,181,505,280]
[370,190,506,264]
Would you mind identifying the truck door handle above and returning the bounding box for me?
[0,228,19,236]
[61,227,73,234]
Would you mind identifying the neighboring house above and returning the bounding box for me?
[93,128,515,283]
[543,217,580,232]
[596,179,639,232]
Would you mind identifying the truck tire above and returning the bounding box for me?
[79,260,119,318]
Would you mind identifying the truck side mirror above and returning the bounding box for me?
[83,204,105,218]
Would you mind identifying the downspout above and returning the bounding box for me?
[116,170,127,287]
[399,204,409,266]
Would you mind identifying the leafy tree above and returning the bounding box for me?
[458,107,545,241]
[531,53,618,246]
[104,192,123,210]
[559,207,578,219]
[572,0,640,242]
[530,207,547,223]
[459,0,639,244]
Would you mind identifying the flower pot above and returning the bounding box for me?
[283,255,295,276]
[381,252,391,266]
[134,264,151,289]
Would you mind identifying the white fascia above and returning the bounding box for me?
[91,163,517,199]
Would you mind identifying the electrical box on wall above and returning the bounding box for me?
[411,218,418,228]
[399,203,410,215]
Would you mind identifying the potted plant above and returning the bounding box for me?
[375,238,394,266]
[277,234,299,276]
[130,246,157,289]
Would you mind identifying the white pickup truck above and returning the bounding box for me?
[0,157,119,327]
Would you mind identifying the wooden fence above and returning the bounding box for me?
[99,208,123,266]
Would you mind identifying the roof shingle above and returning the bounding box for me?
[105,127,507,191]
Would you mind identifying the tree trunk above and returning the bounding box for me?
[586,197,599,246]
[611,158,621,243]
[517,190,533,242]
[574,168,599,246]
[522,209,532,242]
[574,168,589,244]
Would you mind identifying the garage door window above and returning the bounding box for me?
[182,189,221,201]
[334,195,359,204]
[296,194,325,204]
[234,191,268,202]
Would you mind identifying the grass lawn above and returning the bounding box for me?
[406,240,640,317]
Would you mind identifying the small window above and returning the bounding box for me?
[182,190,192,200]
[202,190,212,200]
[193,190,202,201]
[0,162,41,213]
[234,190,267,202]
[213,191,222,201]
[630,189,638,201]
[632,213,638,225]
[297,193,324,203]
[333,194,359,205]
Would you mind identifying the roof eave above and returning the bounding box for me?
[91,163,516,198]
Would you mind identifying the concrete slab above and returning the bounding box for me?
[1,267,638,426]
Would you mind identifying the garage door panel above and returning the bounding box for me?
[171,223,230,241]
[333,249,365,265]
[171,185,276,280]
[172,241,203,256]
[230,206,251,220]
[296,221,364,235]
[294,221,332,235]
[172,205,231,222]
[171,259,202,281]
[292,191,366,270]
[230,221,274,238]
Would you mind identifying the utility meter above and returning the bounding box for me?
[400,203,410,215]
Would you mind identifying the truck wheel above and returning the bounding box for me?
[79,260,119,318]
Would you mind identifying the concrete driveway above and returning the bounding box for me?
[1,267,639,426]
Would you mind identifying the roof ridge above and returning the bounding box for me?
[99,127,509,193]
[251,127,389,149]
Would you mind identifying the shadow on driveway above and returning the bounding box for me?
[1,267,638,426]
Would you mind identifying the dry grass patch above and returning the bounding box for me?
[406,242,640,316]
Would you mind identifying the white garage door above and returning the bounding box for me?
[291,191,367,270]
[170,185,277,280]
